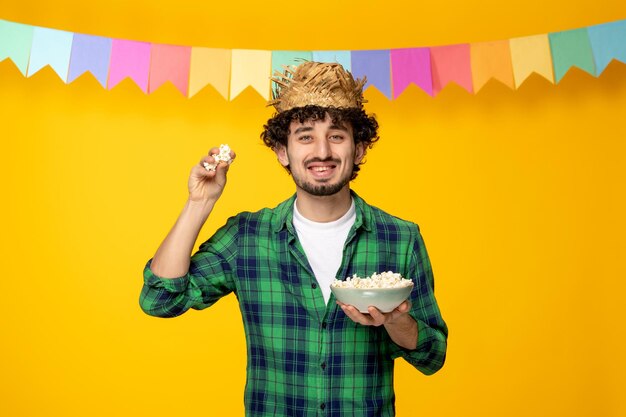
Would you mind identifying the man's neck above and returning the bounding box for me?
[294,186,353,222]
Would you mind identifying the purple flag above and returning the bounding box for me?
[351,50,392,99]
[68,34,112,87]
[391,48,432,97]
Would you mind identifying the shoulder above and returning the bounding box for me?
[223,194,295,232]
[198,200,289,252]
[355,194,420,236]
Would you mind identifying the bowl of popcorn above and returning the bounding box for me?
[330,272,414,313]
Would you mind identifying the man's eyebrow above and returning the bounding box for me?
[293,126,314,134]
[329,124,349,132]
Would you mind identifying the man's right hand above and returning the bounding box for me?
[188,147,236,204]
[149,147,236,279]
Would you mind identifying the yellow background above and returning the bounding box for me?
[2,1,626,416]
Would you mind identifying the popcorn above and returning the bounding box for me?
[203,144,232,171]
[331,271,413,289]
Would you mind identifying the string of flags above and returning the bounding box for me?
[1,18,625,100]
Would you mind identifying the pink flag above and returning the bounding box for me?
[149,44,192,96]
[430,44,473,95]
[108,39,151,92]
[391,48,432,97]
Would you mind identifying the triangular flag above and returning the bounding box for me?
[68,34,112,87]
[271,50,313,76]
[430,44,473,95]
[27,27,73,82]
[189,47,231,99]
[549,28,596,83]
[351,50,392,99]
[509,34,554,87]
[390,48,432,97]
[588,19,626,75]
[312,51,351,71]
[108,39,151,92]
[230,49,271,100]
[470,40,515,92]
[149,44,192,96]
[0,20,34,75]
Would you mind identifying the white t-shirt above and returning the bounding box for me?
[292,199,356,304]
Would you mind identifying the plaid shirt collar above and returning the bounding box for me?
[270,189,373,234]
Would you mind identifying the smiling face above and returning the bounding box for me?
[275,114,365,197]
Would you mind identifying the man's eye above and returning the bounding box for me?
[329,135,344,141]
[299,135,313,142]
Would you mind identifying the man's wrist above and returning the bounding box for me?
[186,197,216,215]
[384,313,418,350]
[385,311,414,328]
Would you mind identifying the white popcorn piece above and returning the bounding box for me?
[203,144,232,171]
[330,271,413,289]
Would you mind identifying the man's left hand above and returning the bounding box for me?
[337,300,411,327]
[338,300,418,349]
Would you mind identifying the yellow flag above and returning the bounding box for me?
[188,48,231,99]
[230,49,272,100]
[509,34,554,88]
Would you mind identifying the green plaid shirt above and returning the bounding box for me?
[140,192,447,417]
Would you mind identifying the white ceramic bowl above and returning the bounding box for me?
[331,285,413,313]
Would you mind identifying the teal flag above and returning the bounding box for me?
[271,50,313,76]
[0,20,34,75]
[549,28,596,83]
[312,51,352,71]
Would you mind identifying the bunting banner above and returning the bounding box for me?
[1,18,625,100]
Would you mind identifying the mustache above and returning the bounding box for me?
[304,157,341,166]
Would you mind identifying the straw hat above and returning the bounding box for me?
[268,61,367,112]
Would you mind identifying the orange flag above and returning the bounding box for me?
[470,40,515,92]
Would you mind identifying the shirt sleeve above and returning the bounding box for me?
[139,216,239,318]
[389,226,448,375]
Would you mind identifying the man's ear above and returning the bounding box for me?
[274,145,289,167]
[355,143,366,164]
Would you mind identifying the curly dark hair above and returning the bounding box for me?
[260,105,379,180]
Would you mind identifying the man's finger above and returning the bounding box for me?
[396,300,411,313]
[193,165,215,179]
[367,307,387,326]
[340,304,373,326]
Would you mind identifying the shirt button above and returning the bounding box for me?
[320,403,326,410]
[311,283,317,289]
[322,322,327,329]
[321,362,326,370]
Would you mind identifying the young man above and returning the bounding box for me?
[140,62,447,417]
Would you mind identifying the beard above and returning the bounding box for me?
[295,177,350,196]
[291,159,353,197]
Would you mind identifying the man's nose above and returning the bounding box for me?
[313,138,332,159]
